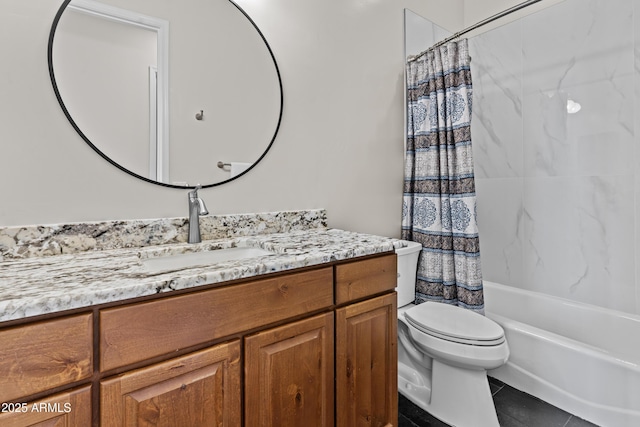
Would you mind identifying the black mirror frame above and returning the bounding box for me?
[48,0,283,189]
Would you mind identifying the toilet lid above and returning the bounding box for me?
[405,302,505,346]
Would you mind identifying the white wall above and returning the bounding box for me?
[405,9,451,58]
[463,0,565,33]
[0,0,462,238]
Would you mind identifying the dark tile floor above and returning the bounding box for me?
[399,377,600,427]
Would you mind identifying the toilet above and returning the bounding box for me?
[395,241,509,427]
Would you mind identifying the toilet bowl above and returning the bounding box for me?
[395,241,509,427]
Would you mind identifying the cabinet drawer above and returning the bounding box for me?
[100,267,333,371]
[0,313,93,402]
[0,385,91,427]
[335,253,396,304]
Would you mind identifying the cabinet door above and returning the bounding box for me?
[245,313,334,427]
[336,293,398,427]
[101,340,241,427]
[0,385,91,427]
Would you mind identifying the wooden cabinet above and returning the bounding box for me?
[100,340,241,427]
[245,313,334,427]
[336,293,398,427]
[0,252,397,426]
[244,255,398,427]
[334,253,398,427]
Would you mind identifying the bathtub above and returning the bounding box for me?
[483,281,640,427]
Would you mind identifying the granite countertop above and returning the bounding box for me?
[0,227,399,323]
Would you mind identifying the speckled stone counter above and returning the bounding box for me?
[0,210,400,322]
[0,209,328,261]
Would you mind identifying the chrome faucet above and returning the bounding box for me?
[187,185,209,244]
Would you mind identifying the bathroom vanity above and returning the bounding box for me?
[0,210,399,426]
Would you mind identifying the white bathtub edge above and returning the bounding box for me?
[485,309,640,427]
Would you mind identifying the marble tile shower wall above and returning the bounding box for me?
[470,0,640,314]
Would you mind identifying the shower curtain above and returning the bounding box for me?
[402,39,484,313]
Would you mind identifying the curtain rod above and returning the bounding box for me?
[408,0,544,62]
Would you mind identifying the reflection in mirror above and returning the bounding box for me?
[49,0,283,188]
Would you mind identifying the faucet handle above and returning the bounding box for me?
[188,184,208,215]
[189,184,202,198]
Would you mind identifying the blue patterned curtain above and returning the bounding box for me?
[402,39,484,313]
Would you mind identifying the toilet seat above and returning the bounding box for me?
[400,302,509,371]
[405,302,505,346]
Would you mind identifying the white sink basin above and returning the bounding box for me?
[141,246,275,273]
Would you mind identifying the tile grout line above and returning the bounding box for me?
[399,413,420,427]
[492,384,505,396]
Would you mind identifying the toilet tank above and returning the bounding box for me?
[395,241,422,307]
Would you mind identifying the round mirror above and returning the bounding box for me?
[48,0,283,188]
